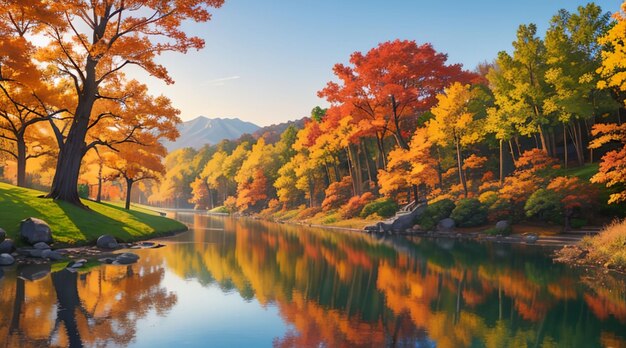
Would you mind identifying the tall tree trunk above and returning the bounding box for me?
[16,136,26,187]
[455,138,468,197]
[508,140,517,166]
[375,133,387,170]
[538,126,549,154]
[46,58,98,207]
[361,142,374,187]
[125,178,133,210]
[563,123,568,169]
[345,147,357,196]
[499,139,504,185]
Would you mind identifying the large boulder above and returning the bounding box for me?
[391,203,427,232]
[20,218,52,245]
[0,228,5,243]
[437,218,456,232]
[0,253,15,266]
[97,235,119,249]
[0,239,14,254]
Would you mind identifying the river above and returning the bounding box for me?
[0,213,625,347]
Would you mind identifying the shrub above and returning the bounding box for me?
[321,176,353,211]
[570,218,587,229]
[224,196,238,212]
[339,192,375,219]
[525,188,562,223]
[209,206,230,214]
[78,184,90,199]
[451,198,488,227]
[296,206,322,220]
[415,199,456,231]
[360,198,398,218]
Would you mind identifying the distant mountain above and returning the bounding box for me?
[163,116,260,152]
[253,118,307,144]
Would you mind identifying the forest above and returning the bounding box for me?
[1,2,626,230]
[149,2,626,230]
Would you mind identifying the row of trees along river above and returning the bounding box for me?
[1,2,626,225]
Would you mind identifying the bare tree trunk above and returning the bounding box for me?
[563,124,568,169]
[455,138,468,197]
[16,136,26,187]
[125,178,133,210]
[509,140,517,166]
[499,139,504,185]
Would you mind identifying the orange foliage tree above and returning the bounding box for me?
[589,123,626,204]
[318,39,477,170]
[18,0,225,205]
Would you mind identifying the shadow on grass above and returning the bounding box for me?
[0,184,185,246]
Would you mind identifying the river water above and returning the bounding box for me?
[0,213,625,347]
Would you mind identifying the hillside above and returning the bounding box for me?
[0,182,186,245]
[163,116,260,152]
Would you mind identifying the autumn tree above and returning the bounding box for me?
[544,3,614,165]
[589,123,626,204]
[105,142,166,210]
[428,83,486,197]
[318,40,477,170]
[28,0,224,205]
[0,1,65,187]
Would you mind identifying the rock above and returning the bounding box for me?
[33,242,51,250]
[0,253,15,266]
[20,217,52,245]
[98,257,115,264]
[42,250,63,261]
[495,220,510,231]
[28,249,44,258]
[391,203,427,232]
[0,228,5,243]
[0,239,15,254]
[523,233,539,244]
[96,235,119,249]
[113,252,140,265]
[437,218,456,232]
[18,263,50,281]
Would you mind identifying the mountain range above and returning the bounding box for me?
[162,116,261,152]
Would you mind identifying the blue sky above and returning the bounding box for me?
[137,0,622,126]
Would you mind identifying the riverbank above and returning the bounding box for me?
[0,182,187,247]
[555,219,626,273]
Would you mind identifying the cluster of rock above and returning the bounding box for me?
[363,204,542,244]
[0,219,154,270]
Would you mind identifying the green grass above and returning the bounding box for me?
[0,182,187,246]
[551,163,599,181]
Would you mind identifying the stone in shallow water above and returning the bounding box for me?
[113,252,140,265]
[0,253,15,266]
[18,263,50,281]
[20,217,52,245]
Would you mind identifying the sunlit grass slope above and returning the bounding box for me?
[0,182,186,246]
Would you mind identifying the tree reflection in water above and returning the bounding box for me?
[0,254,176,347]
[165,214,626,348]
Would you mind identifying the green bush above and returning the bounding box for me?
[78,184,90,199]
[416,199,456,230]
[360,199,398,218]
[209,206,230,214]
[451,198,488,227]
[524,189,561,223]
[570,218,587,229]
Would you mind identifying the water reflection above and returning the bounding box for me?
[0,214,625,347]
[0,253,176,347]
[166,214,626,347]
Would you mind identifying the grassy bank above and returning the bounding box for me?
[0,182,186,246]
[556,219,626,272]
